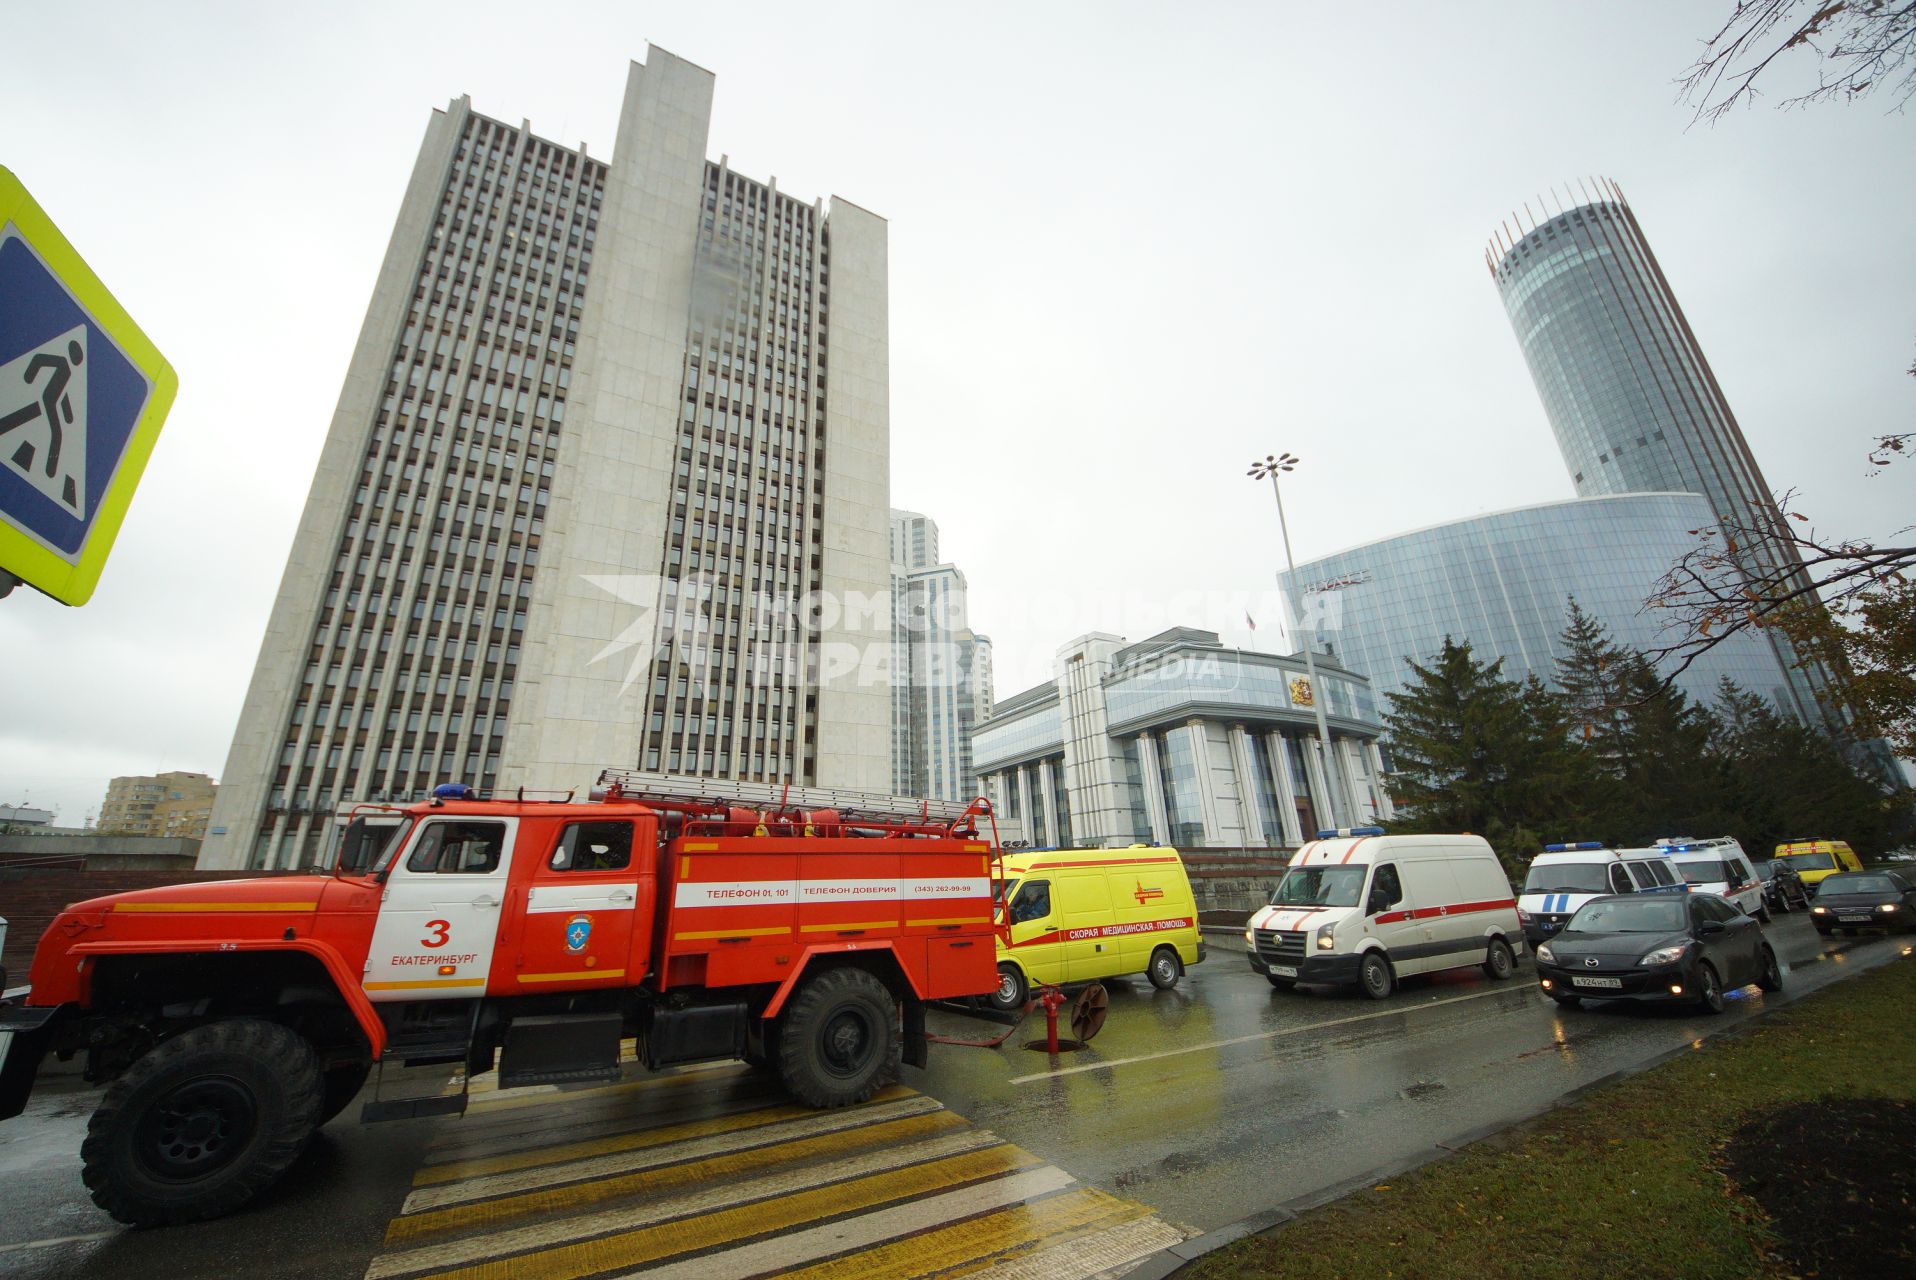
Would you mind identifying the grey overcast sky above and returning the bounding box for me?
[1,2,1910,823]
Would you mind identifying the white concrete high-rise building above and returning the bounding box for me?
[203,48,892,870]
[890,510,992,802]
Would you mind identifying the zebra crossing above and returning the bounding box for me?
[364,1061,1192,1279]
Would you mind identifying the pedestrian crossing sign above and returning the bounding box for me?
[0,166,176,605]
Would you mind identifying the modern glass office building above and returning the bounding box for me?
[1281,493,1798,718]
[1488,180,1828,724]
[973,628,1390,850]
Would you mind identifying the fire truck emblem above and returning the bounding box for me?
[565,914,593,953]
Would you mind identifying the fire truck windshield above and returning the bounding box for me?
[335,816,413,876]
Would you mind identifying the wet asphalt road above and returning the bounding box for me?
[0,914,1904,1278]
[911,914,1911,1236]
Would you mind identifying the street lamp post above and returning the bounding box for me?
[1248,452,1339,830]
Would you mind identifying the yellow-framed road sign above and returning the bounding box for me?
[0,165,177,605]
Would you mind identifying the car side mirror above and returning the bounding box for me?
[1367,892,1389,916]
[1698,920,1726,936]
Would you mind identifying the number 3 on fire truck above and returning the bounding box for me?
[421,919,451,947]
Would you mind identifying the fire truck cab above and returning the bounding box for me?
[0,772,1000,1226]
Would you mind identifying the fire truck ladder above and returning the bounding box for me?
[594,769,992,835]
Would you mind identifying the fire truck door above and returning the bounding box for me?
[364,816,519,1001]
[508,818,645,993]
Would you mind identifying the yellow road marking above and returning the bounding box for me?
[775,1185,1151,1280]
[407,1144,1044,1280]
[452,1061,747,1119]
[414,1084,913,1184]
[113,901,317,912]
[387,1110,968,1245]
[515,969,625,984]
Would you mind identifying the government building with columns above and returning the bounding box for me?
[972,628,1392,851]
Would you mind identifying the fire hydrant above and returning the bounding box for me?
[1038,984,1067,1054]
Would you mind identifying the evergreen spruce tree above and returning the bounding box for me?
[1709,682,1900,856]
[1385,639,1602,876]
[1553,602,1725,843]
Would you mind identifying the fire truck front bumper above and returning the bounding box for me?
[0,998,61,1123]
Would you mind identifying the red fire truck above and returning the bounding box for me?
[0,772,1001,1226]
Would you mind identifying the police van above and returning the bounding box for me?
[1517,842,1688,949]
[1657,836,1768,922]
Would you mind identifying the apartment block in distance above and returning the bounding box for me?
[889,510,993,802]
[202,47,892,870]
[99,771,218,839]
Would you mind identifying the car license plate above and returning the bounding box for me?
[1839,914,1870,923]
[1571,976,1622,989]
[1271,965,1299,978]
[1542,922,1559,932]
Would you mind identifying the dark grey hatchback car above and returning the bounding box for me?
[1810,871,1916,936]
[1532,892,1781,1013]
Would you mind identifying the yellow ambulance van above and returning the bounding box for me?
[1772,838,1865,887]
[989,846,1206,1011]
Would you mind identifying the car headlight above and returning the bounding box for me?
[1639,944,1689,966]
[1316,922,1337,951]
[1535,944,1555,965]
[1880,904,1899,913]
[1244,928,1255,944]
[1812,906,1828,914]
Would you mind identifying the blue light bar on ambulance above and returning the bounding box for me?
[1315,826,1386,839]
[1543,841,1605,852]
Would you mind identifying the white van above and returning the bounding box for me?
[1245,828,1523,1000]
[1657,836,1768,922]
[1517,842,1687,949]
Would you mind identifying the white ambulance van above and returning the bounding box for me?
[1244,828,1523,1000]
[1657,836,1768,922]
[1516,841,1688,950]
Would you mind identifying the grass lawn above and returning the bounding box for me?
[1183,953,1916,1280]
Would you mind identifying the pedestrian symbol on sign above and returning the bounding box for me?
[0,324,89,517]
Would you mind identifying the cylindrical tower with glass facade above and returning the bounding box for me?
[1487,178,1830,727]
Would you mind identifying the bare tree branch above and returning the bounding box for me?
[1681,0,1916,123]
[1643,481,1915,706]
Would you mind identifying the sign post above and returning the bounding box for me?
[0,166,177,605]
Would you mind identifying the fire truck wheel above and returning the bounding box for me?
[988,963,1028,1014]
[317,1063,373,1126]
[777,967,900,1108]
[1147,947,1182,990]
[81,1019,322,1227]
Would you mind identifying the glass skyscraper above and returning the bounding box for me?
[1488,179,1828,725]
[1281,493,1798,719]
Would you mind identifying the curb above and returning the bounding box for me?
[1125,937,1905,1278]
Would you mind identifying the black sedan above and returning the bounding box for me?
[1533,892,1780,1014]
[1810,871,1916,935]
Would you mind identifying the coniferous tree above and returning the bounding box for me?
[1385,639,1603,876]
[1708,681,1901,857]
